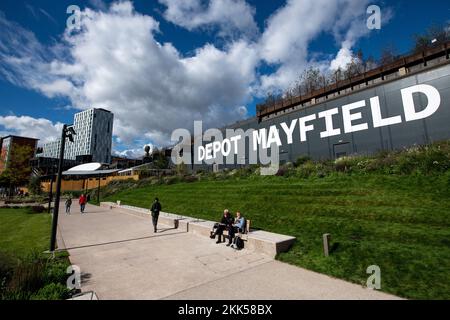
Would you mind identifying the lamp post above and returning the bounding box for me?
[49,125,76,252]
[47,164,57,214]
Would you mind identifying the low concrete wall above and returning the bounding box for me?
[101,202,296,258]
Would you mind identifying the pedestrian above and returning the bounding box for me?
[79,194,87,214]
[65,198,72,214]
[151,197,162,233]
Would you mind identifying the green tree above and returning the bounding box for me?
[152,149,169,170]
[1,145,34,196]
[28,176,42,195]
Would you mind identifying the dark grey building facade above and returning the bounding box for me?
[175,42,450,170]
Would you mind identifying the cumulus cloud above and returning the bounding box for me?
[258,0,371,93]
[159,0,258,39]
[113,148,145,159]
[0,115,64,144]
[0,2,258,149]
[0,0,386,154]
[330,44,355,70]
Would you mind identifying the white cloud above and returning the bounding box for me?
[159,0,258,39]
[0,0,389,153]
[258,0,371,93]
[330,44,354,70]
[113,148,145,159]
[0,115,64,144]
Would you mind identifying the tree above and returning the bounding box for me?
[264,91,283,106]
[380,45,397,65]
[152,148,169,170]
[1,144,34,197]
[28,176,42,195]
[176,161,187,176]
[413,23,450,53]
[364,55,378,72]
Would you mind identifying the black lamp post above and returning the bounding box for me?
[47,164,57,214]
[49,125,76,252]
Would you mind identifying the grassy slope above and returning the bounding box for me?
[0,208,51,258]
[103,173,450,300]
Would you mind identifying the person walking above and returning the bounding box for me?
[65,198,72,214]
[151,197,162,233]
[79,194,87,214]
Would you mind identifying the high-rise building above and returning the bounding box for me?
[40,108,114,164]
[0,135,39,175]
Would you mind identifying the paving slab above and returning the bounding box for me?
[58,203,401,300]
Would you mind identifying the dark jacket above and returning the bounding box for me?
[220,215,234,227]
[151,201,162,216]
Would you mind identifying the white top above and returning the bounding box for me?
[68,162,102,172]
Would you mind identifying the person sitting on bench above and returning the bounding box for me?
[233,211,246,233]
[230,211,246,248]
[210,209,234,244]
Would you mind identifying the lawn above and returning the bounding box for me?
[0,208,51,258]
[103,173,450,300]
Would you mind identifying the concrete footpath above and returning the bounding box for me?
[57,203,401,300]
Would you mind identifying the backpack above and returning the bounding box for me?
[234,236,244,250]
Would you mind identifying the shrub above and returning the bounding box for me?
[295,162,316,178]
[182,176,198,183]
[1,251,72,300]
[334,156,360,172]
[30,283,70,300]
[7,258,46,297]
[275,168,286,177]
[28,176,42,195]
[295,156,312,167]
[29,206,45,214]
[0,252,13,297]
[164,176,180,185]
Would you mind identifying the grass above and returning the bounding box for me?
[103,173,450,300]
[0,208,72,300]
[0,208,51,257]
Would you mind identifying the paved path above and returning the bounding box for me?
[58,203,401,300]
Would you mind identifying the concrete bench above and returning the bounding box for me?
[101,202,296,258]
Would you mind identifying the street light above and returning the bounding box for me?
[49,124,76,252]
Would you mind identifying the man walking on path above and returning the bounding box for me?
[151,197,162,233]
[65,198,72,214]
[79,194,87,214]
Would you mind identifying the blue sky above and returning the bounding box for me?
[0,0,449,158]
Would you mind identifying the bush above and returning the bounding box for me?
[29,206,45,214]
[295,161,316,178]
[7,257,46,298]
[182,176,199,183]
[0,252,13,297]
[164,176,180,185]
[295,156,312,167]
[30,283,71,300]
[28,176,42,195]
[334,156,360,172]
[1,251,72,300]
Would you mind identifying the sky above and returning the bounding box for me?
[0,0,449,159]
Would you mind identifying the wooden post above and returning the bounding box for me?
[323,233,331,257]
